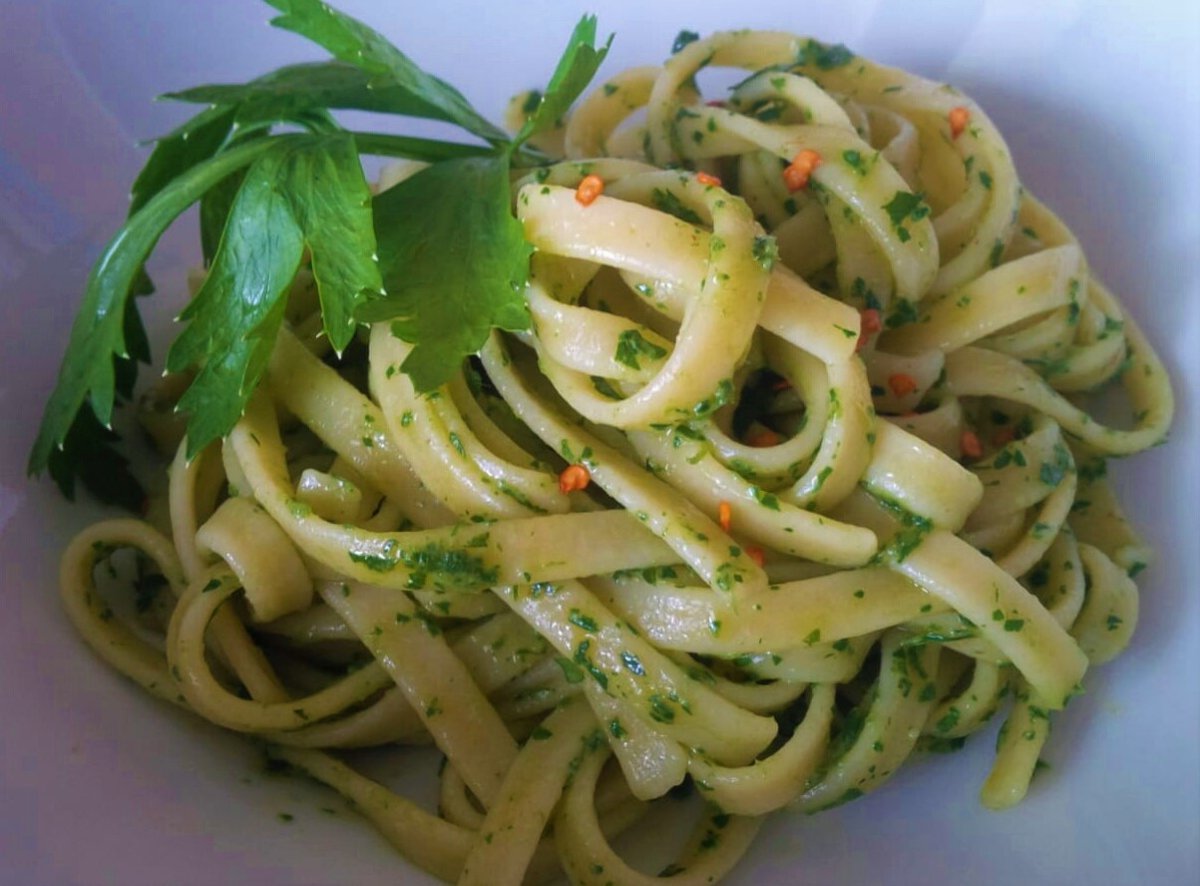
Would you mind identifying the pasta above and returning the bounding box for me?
[59,29,1173,885]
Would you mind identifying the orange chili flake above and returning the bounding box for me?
[948,106,970,139]
[992,427,1015,447]
[747,428,783,448]
[771,377,792,392]
[888,373,919,397]
[960,430,984,460]
[558,464,591,494]
[746,545,766,567]
[718,500,733,533]
[695,171,722,188]
[782,149,822,192]
[857,308,882,352]
[575,174,605,206]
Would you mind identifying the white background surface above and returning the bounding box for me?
[1,1,1197,884]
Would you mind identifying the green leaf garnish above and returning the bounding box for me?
[46,404,144,512]
[199,165,250,267]
[28,137,280,483]
[514,15,612,148]
[131,106,239,215]
[167,133,381,456]
[278,134,383,353]
[165,61,487,137]
[29,1,610,505]
[359,156,532,392]
[264,0,510,144]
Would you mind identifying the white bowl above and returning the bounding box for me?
[1,1,1197,883]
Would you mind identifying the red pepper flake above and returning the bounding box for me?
[575,174,605,206]
[706,99,727,108]
[695,171,722,188]
[718,500,733,533]
[771,377,792,392]
[857,308,882,352]
[747,428,783,448]
[949,106,971,139]
[888,373,919,397]
[960,430,983,460]
[782,149,822,192]
[746,545,765,567]
[558,464,591,494]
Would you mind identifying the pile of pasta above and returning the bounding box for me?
[62,31,1173,885]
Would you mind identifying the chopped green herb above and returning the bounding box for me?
[885,298,919,329]
[568,609,600,633]
[555,656,586,684]
[795,38,855,70]
[620,650,646,676]
[672,30,700,54]
[751,234,779,271]
[751,487,781,510]
[614,329,668,370]
[648,694,676,723]
[591,376,623,400]
[883,190,930,228]
[651,188,704,225]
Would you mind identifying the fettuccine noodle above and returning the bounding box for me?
[61,31,1173,884]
